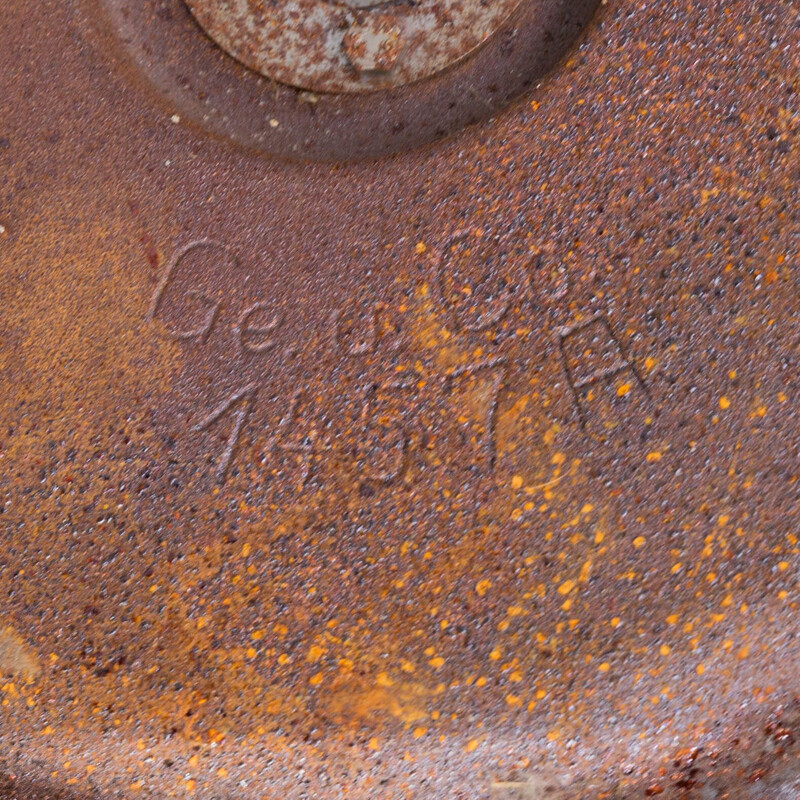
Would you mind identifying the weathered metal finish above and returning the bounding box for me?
[185,0,524,93]
[98,0,598,160]
[1,1,799,799]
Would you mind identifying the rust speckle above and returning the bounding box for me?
[0,624,40,682]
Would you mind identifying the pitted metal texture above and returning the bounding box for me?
[186,0,525,93]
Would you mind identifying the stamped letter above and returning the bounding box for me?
[443,357,507,468]
[149,240,234,342]
[236,302,282,354]
[436,231,529,333]
[194,383,259,483]
[557,313,650,429]
[356,381,418,483]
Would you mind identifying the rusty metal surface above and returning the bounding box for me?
[185,0,524,93]
[98,0,598,160]
[1,0,799,799]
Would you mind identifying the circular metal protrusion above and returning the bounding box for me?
[92,0,601,160]
[185,0,524,93]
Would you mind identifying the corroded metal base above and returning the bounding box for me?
[1,0,799,798]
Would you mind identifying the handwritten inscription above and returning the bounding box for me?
[435,232,530,332]
[148,240,229,342]
[194,382,259,483]
[557,314,652,429]
[443,358,507,469]
[356,380,416,483]
[237,303,282,354]
[149,235,654,484]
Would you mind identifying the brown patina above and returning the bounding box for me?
[0,0,799,798]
